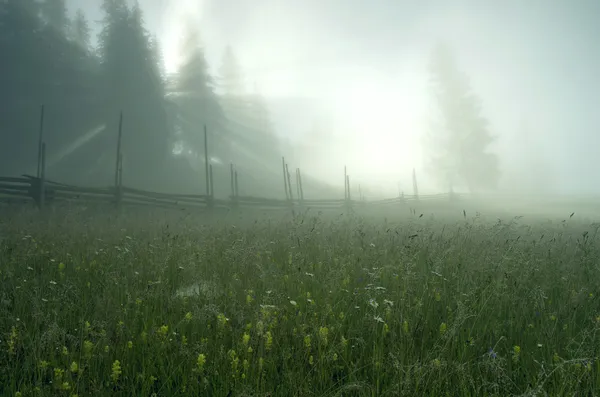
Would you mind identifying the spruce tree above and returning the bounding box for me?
[427,42,500,192]
[72,9,91,50]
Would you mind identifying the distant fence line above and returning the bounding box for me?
[0,175,456,211]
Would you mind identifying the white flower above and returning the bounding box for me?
[368,299,379,309]
[290,300,297,306]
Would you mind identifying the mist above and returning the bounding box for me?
[3,0,600,206]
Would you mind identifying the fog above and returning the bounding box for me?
[2,0,600,205]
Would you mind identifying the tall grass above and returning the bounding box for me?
[1,208,599,396]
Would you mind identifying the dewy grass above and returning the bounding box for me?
[1,208,599,396]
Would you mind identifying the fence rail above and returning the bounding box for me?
[0,175,454,212]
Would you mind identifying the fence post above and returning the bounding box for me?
[282,156,289,201]
[204,125,210,200]
[234,170,239,199]
[37,105,45,179]
[209,163,214,208]
[285,163,293,203]
[39,142,46,210]
[114,112,123,209]
[412,168,419,201]
[344,165,348,201]
[297,168,304,202]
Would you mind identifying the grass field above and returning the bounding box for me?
[1,205,600,396]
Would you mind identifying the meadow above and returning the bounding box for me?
[1,205,599,396]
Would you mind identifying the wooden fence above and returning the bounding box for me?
[0,174,455,212]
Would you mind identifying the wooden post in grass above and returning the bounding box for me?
[412,168,419,201]
[285,163,294,203]
[282,156,289,200]
[39,142,46,210]
[209,163,214,207]
[230,163,235,199]
[234,170,239,198]
[204,125,210,198]
[297,168,304,202]
[114,112,123,209]
[346,175,351,201]
[37,105,45,178]
[344,165,348,201]
[295,168,300,200]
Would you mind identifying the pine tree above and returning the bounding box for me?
[427,43,499,192]
[98,0,171,187]
[41,0,69,35]
[171,24,230,162]
[72,9,91,50]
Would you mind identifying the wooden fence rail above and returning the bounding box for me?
[0,175,457,212]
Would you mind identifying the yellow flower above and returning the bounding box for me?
[549,314,557,321]
[383,323,390,335]
[247,346,253,354]
[62,346,69,356]
[439,322,447,336]
[184,312,193,322]
[197,353,206,372]
[104,345,109,353]
[242,333,250,347]
[513,345,521,363]
[135,298,142,306]
[127,341,133,349]
[157,325,169,338]
[434,291,441,302]
[54,368,64,382]
[84,321,91,333]
[309,355,314,365]
[318,327,329,346]
[304,334,312,350]
[8,326,17,355]
[265,331,273,351]
[58,262,66,271]
[70,361,79,373]
[217,314,229,329]
[341,335,348,348]
[111,360,122,383]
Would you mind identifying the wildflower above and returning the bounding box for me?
[196,353,206,372]
[135,298,142,306]
[70,361,79,374]
[434,291,441,302]
[553,352,560,363]
[84,321,91,333]
[58,262,66,271]
[182,335,188,346]
[104,345,109,353]
[127,341,133,349]
[265,331,273,351]
[7,326,17,355]
[304,334,312,350]
[512,345,521,363]
[368,298,379,309]
[80,340,93,359]
[61,382,71,391]
[39,360,49,369]
[488,348,497,359]
[184,312,193,322]
[309,355,314,365]
[111,360,122,383]
[247,346,253,354]
[15,393,22,397]
[433,358,441,368]
[141,331,148,343]
[157,325,169,338]
[242,333,250,347]
[246,291,254,305]
[549,314,557,321]
[339,312,345,320]
[439,322,447,336]
[62,346,68,356]
[318,327,329,346]
[217,313,229,329]
[383,323,390,335]
[290,300,297,306]
[341,335,348,348]
[333,353,338,361]
[54,368,64,382]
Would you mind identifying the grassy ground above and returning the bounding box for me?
[1,206,600,396]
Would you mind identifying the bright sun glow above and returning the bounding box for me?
[331,78,426,191]
[161,0,204,74]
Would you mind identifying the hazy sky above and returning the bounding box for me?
[66,0,600,194]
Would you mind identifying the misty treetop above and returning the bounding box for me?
[427,43,500,193]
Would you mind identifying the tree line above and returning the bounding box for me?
[0,0,285,195]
